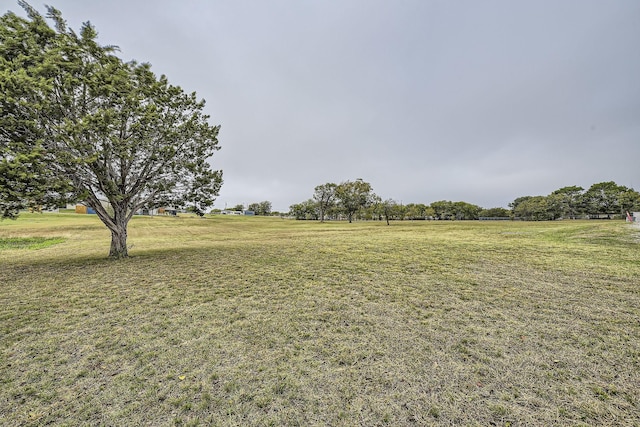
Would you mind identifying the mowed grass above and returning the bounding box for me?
[1,214,639,426]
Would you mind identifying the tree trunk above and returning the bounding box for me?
[104,203,130,259]
[109,226,128,258]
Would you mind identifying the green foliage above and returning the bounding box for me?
[246,202,259,214]
[510,182,640,221]
[289,199,318,220]
[551,186,585,219]
[508,196,532,212]
[512,195,551,221]
[0,3,223,256]
[479,207,510,218]
[381,199,399,224]
[247,200,272,216]
[430,200,481,220]
[619,189,640,213]
[293,179,639,223]
[583,181,631,215]
[0,5,73,218]
[405,203,432,220]
[313,183,337,222]
[335,179,373,223]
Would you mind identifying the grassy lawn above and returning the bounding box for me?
[1,213,639,426]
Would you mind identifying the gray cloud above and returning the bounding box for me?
[11,0,640,210]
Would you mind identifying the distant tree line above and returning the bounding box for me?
[213,201,273,216]
[289,180,640,222]
[288,179,493,222]
[509,182,640,221]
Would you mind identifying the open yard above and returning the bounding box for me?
[1,214,639,426]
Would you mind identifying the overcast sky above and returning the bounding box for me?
[9,1,640,210]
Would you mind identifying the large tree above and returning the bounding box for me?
[313,182,337,222]
[430,200,454,220]
[381,198,399,225]
[0,3,223,257]
[259,200,272,216]
[550,185,584,219]
[583,181,630,216]
[335,179,373,223]
[451,201,482,220]
[619,189,640,214]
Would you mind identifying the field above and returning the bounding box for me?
[1,214,639,426]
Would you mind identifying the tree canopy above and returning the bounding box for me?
[335,179,374,223]
[0,3,72,218]
[247,201,272,216]
[313,183,337,222]
[0,3,223,257]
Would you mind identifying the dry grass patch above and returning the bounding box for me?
[1,214,639,425]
